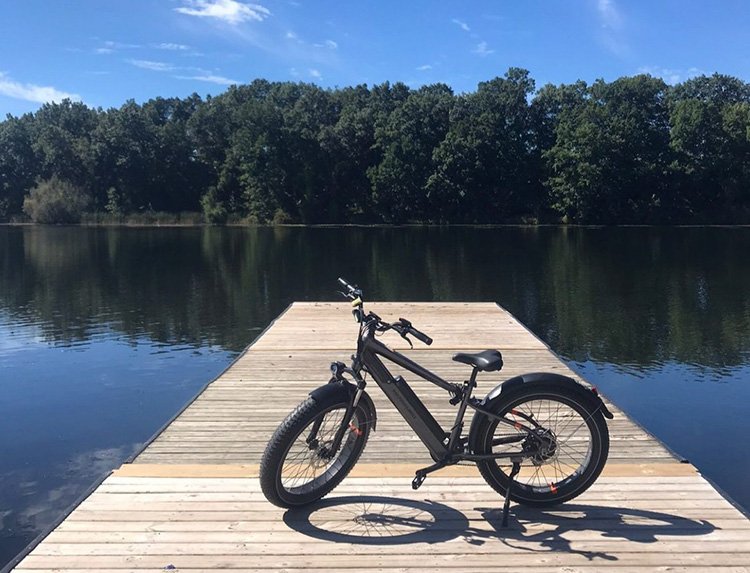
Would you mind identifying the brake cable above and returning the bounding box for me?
[374,319,414,348]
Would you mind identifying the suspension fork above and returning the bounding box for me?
[329,384,366,453]
[309,364,367,455]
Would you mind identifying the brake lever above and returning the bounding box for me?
[399,330,414,349]
[336,290,356,300]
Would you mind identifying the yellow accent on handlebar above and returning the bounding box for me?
[351,297,362,307]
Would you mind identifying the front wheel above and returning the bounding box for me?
[470,381,609,507]
[259,391,372,507]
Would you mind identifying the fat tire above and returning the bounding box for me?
[259,393,371,508]
[471,382,609,507]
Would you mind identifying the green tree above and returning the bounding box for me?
[669,74,750,219]
[528,81,589,220]
[23,176,90,223]
[90,101,159,211]
[141,95,208,212]
[427,68,537,222]
[0,114,38,219]
[670,73,750,105]
[278,84,339,222]
[319,85,379,221]
[232,98,286,221]
[368,84,454,222]
[545,75,671,223]
[31,100,98,190]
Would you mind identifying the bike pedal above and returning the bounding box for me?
[412,472,426,490]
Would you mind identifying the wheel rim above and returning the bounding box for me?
[279,404,364,497]
[487,394,596,494]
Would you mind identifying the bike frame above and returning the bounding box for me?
[334,319,538,466]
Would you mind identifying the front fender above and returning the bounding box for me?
[469,372,612,441]
[309,380,377,432]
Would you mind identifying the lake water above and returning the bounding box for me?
[1,225,750,567]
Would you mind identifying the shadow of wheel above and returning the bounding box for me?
[283,495,470,545]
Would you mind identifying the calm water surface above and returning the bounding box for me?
[1,226,749,567]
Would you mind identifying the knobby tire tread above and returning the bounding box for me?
[259,394,370,508]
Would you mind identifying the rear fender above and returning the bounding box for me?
[309,380,377,432]
[469,372,612,439]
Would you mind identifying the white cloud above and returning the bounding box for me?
[94,40,140,55]
[473,41,494,56]
[637,66,705,85]
[176,74,238,85]
[309,68,322,80]
[452,18,470,32]
[105,40,140,49]
[103,40,139,50]
[175,0,270,25]
[417,64,432,71]
[597,0,622,29]
[127,59,175,72]
[0,72,81,104]
[156,43,191,51]
[595,0,629,57]
[313,39,338,49]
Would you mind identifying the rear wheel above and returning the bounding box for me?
[471,382,609,507]
[259,392,371,507]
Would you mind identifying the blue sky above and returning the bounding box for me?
[1,0,749,117]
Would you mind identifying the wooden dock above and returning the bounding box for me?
[11,302,750,572]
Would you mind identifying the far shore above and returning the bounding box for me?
[4,221,750,229]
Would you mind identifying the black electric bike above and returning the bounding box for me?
[260,279,612,525]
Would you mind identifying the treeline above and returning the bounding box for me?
[1,68,749,224]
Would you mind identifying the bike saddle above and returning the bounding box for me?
[452,349,503,372]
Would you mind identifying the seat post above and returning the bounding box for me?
[446,367,479,451]
[469,367,479,387]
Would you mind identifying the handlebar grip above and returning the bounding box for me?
[337,277,352,290]
[409,328,433,346]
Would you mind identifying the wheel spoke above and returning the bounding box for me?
[487,393,600,493]
[279,404,365,496]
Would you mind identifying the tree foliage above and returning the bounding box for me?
[2,70,750,224]
[22,176,90,224]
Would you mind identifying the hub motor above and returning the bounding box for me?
[525,428,557,466]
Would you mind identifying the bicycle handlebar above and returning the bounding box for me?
[337,279,432,346]
[398,317,433,346]
[407,325,433,346]
[337,277,362,300]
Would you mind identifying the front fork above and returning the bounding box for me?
[307,361,366,457]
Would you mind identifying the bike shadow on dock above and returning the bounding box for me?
[283,495,716,561]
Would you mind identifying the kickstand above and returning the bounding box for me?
[501,462,521,528]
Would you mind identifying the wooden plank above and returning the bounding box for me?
[16,555,750,569]
[8,564,746,573]
[113,462,697,479]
